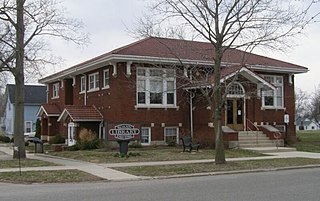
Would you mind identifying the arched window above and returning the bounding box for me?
[227,82,244,97]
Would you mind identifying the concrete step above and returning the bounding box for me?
[239,143,276,148]
[239,136,270,140]
[239,139,274,144]
[242,147,296,153]
[238,131,264,136]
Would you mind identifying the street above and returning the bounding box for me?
[0,168,319,201]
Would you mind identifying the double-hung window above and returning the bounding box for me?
[136,68,176,107]
[261,75,283,108]
[164,127,179,144]
[88,72,99,91]
[25,121,32,133]
[52,83,59,98]
[103,69,110,89]
[80,76,86,93]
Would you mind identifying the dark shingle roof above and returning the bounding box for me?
[6,84,47,104]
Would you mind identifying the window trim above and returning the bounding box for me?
[164,127,179,145]
[102,69,110,89]
[260,75,284,109]
[88,72,100,92]
[140,127,151,145]
[136,67,177,108]
[24,121,32,133]
[80,76,86,93]
[52,83,59,99]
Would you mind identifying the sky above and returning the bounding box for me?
[46,0,320,93]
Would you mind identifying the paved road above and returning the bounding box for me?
[0,167,319,201]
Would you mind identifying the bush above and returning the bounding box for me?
[35,119,41,139]
[167,140,177,147]
[0,135,10,143]
[129,141,142,148]
[78,128,96,141]
[50,134,65,144]
[67,138,102,151]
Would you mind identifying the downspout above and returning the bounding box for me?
[190,91,194,138]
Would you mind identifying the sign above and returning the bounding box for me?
[108,123,140,141]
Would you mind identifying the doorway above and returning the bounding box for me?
[67,122,77,146]
[226,98,244,130]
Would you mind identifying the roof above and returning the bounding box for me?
[57,105,103,122]
[39,37,308,83]
[37,103,62,117]
[6,84,47,105]
[185,65,275,90]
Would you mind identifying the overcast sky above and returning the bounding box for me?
[47,0,320,93]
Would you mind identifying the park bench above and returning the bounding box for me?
[180,136,200,152]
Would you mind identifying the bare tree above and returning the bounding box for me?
[136,0,319,164]
[295,88,310,118]
[0,0,88,158]
[308,85,320,124]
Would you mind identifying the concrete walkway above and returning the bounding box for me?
[1,144,320,181]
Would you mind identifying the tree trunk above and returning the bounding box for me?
[214,52,226,164]
[13,0,26,159]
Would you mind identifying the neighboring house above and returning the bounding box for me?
[4,84,47,136]
[296,117,320,131]
[38,37,307,147]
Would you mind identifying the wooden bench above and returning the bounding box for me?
[180,136,200,152]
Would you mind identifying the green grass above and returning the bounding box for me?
[0,159,58,169]
[48,147,265,163]
[296,131,320,153]
[113,158,320,176]
[0,170,104,184]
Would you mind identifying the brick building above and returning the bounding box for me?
[38,37,307,147]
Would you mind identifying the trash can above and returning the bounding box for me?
[117,140,129,155]
[33,137,43,153]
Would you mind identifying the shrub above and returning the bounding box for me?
[78,128,96,141]
[51,134,65,144]
[67,138,102,151]
[129,141,142,148]
[167,140,177,147]
[0,135,10,143]
[35,119,41,139]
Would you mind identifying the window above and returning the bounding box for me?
[88,72,99,91]
[136,68,176,107]
[164,127,179,144]
[103,69,110,89]
[25,121,32,133]
[80,76,86,92]
[261,75,283,108]
[52,83,59,98]
[140,127,151,145]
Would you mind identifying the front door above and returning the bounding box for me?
[226,99,244,130]
[67,123,76,146]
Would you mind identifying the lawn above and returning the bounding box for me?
[48,147,265,163]
[113,158,320,176]
[0,159,58,169]
[296,131,320,153]
[0,170,104,184]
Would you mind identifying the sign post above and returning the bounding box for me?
[284,111,289,138]
[108,123,140,155]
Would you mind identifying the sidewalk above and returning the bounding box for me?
[1,144,320,181]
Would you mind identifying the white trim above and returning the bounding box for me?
[103,69,110,89]
[24,121,33,133]
[39,53,308,84]
[52,83,59,99]
[164,127,179,144]
[141,127,151,145]
[136,67,176,108]
[80,75,86,93]
[88,72,100,91]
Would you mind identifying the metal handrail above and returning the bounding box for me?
[273,131,282,150]
[246,119,259,144]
